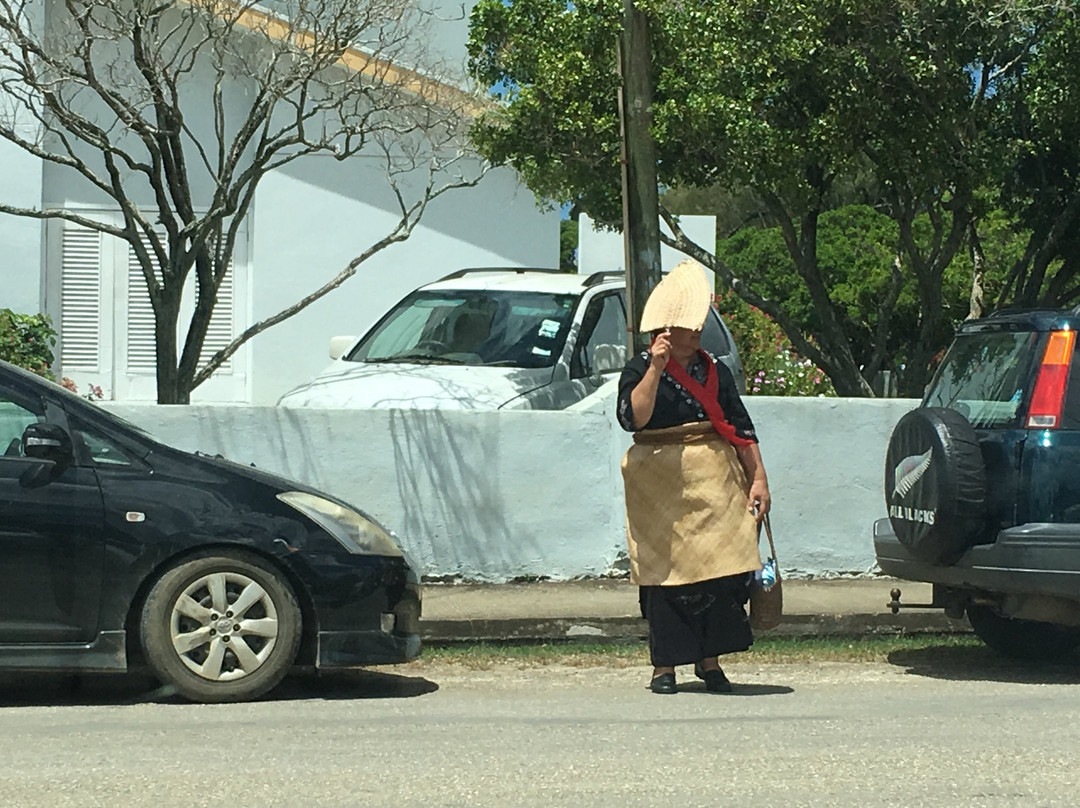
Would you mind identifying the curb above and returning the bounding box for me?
[420,613,971,645]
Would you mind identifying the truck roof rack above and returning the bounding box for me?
[437,267,563,282]
[582,270,625,288]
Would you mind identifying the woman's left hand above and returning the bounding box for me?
[747,479,771,524]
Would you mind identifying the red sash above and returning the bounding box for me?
[663,350,755,447]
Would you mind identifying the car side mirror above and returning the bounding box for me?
[22,422,73,466]
[19,459,57,489]
[329,336,357,360]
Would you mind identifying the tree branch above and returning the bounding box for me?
[192,164,488,387]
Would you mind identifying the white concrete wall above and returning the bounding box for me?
[107,396,919,581]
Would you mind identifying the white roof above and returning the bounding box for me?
[421,269,623,295]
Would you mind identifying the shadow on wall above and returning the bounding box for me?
[106,403,616,581]
[387,408,547,579]
[270,407,324,488]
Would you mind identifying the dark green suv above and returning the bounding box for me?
[875,309,1080,659]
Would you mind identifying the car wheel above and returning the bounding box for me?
[967,604,1080,661]
[884,407,987,564]
[139,552,302,703]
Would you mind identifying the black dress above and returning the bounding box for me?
[617,350,758,667]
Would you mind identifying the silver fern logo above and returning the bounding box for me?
[893,449,932,499]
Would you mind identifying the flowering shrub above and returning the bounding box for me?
[0,309,56,378]
[0,310,105,400]
[60,376,104,401]
[715,293,835,397]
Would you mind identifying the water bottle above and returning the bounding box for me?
[756,558,778,589]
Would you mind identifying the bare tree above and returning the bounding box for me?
[0,0,486,402]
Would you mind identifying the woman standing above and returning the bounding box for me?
[617,260,771,694]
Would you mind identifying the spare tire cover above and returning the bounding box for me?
[884,407,987,564]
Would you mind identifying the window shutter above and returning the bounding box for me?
[126,242,160,372]
[199,263,234,372]
[60,228,102,371]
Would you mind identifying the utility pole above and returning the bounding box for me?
[617,0,662,355]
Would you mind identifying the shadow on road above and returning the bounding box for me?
[888,645,1080,685]
[269,669,439,701]
[0,668,439,707]
[676,681,794,696]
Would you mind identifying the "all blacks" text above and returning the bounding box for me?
[889,505,937,525]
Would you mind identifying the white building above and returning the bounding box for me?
[0,1,558,404]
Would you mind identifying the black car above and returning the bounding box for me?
[0,359,421,702]
[875,309,1080,659]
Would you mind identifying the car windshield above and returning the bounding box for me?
[924,331,1041,428]
[346,290,579,369]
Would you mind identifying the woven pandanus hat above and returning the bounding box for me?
[638,259,712,333]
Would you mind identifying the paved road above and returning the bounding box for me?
[1,647,1078,807]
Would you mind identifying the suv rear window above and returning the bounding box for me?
[924,331,1040,429]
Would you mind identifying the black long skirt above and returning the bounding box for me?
[639,574,753,667]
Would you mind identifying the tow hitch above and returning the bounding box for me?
[888,587,967,619]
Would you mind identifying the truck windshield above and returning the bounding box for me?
[924,331,1041,428]
[346,290,579,369]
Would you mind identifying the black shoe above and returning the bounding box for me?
[694,664,733,693]
[649,673,678,694]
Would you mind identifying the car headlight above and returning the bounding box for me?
[277,491,402,557]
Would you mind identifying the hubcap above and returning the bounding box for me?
[170,571,279,682]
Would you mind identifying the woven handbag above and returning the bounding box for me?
[749,515,783,631]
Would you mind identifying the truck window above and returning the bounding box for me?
[572,293,628,378]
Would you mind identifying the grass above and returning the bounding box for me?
[409,633,985,670]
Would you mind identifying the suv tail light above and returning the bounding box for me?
[1026,329,1076,428]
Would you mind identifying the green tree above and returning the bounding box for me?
[468,0,1069,395]
[719,205,901,382]
[719,205,1025,385]
[993,10,1080,308]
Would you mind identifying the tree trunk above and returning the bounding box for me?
[862,255,904,383]
[176,246,217,402]
[893,191,971,397]
[968,220,985,320]
[901,329,941,398]
[764,194,874,397]
[154,293,185,404]
[1042,250,1080,307]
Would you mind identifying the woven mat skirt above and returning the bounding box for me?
[621,422,762,586]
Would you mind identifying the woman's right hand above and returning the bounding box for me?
[649,331,672,371]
